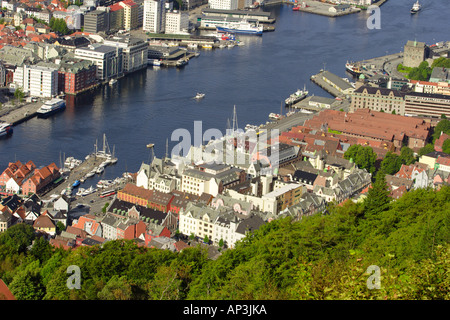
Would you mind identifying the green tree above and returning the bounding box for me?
[379,151,402,175]
[0,223,35,256]
[29,237,53,264]
[97,275,133,300]
[442,139,450,154]
[432,119,450,143]
[363,172,391,217]
[344,145,377,174]
[14,87,24,103]
[399,146,416,165]
[418,143,435,157]
[9,260,46,300]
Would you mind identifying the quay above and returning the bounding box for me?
[310,70,355,98]
[265,0,361,17]
[0,101,42,126]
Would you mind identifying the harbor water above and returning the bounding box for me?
[1,1,449,184]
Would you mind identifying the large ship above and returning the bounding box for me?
[285,86,308,107]
[0,121,13,137]
[36,98,66,117]
[410,0,421,14]
[345,61,362,76]
[216,20,263,35]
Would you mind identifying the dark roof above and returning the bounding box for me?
[292,170,318,184]
[235,214,265,235]
[1,194,21,212]
[108,198,167,224]
[354,85,404,97]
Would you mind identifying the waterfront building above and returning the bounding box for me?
[404,92,450,118]
[143,0,166,33]
[103,36,148,73]
[13,64,59,98]
[165,10,189,34]
[58,58,97,95]
[202,8,271,22]
[350,85,405,115]
[83,10,110,34]
[208,0,238,11]
[403,40,428,68]
[321,70,355,95]
[21,163,60,196]
[74,44,123,81]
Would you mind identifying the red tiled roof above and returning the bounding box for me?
[0,279,15,300]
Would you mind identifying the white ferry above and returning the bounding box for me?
[216,20,263,35]
[37,98,66,117]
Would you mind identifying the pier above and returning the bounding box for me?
[310,70,355,98]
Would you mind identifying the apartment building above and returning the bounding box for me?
[13,64,58,97]
[143,0,166,33]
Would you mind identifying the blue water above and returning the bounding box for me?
[1,1,449,182]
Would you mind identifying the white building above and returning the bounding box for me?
[165,10,189,34]
[13,64,58,98]
[103,36,148,73]
[143,0,166,33]
[74,44,123,81]
[208,0,238,10]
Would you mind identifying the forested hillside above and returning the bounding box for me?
[1,185,449,300]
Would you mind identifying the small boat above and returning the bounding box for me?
[96,166,104,174]
[292,5,300,11]
[76,188,85,196]
[0,121,13,137]
[72,180,81,188]
[148,59,161,66]
[410,0,421,14]
[202,44,213,49]
[194,93,205,99]
[269,113,282,120]
[109,79,117,85]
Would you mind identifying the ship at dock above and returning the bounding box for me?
[345,61,362,76]
[285,86,308,107]
[36,98,66,118]
[216,20,263,35]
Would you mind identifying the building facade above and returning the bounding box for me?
[165,10,189,34]
[74,44,123,81]
[13,64,58,98]
[143,0,166,33]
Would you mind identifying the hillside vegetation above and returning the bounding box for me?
[0,185,449,300]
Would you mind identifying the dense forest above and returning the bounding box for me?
[0,184,449,300]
